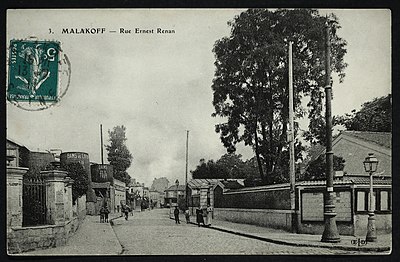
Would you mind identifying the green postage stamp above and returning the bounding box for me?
[7,40,61,103]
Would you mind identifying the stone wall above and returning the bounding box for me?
[353,213,392,236]
[214,208,294,231]
[7,217,80,254]
[7,167,86,254]
[219,184,291,209]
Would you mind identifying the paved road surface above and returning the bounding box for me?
[111,208,365,255]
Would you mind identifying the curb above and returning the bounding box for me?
[108,215,125,255]
[183,218,390,253]
[109,214,124,226]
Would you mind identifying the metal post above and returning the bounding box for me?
[288,42,297,233]
[366,172,377,241]
[100,124,104,165]
[321,20,340,243]
[185,130,189,208]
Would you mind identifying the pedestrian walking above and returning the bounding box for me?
[99,206,105,223]
[174,206,180,224]
[104,205,110,222]
[123,205,130,221]
[184,208,190,224]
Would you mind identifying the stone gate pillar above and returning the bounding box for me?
[64,177,74,221]
[199,183,210,209]
[41,170,67,225]
[7,166,28,228]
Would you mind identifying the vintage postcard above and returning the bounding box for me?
[6,8,392,256]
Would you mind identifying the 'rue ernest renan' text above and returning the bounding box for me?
[61,27,176,34]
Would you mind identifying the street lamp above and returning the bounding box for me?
[321,19,340,243]
[363,153,379,242]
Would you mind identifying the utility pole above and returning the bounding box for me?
[321,19,340,243]
[100,124,104,165]
[288,41,296,232]
[185,130,189,207]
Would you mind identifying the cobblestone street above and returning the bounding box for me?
[111,209,370,255]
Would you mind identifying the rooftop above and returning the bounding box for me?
[165,185,186,191]
[343,131,391,149]
[297,176,391,186]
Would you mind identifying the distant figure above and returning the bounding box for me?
[196,208,204,227]
[174,206,180,224]
[104,206,110,222]
[184,209,190,224]
[205,205,213,226]
[99,206,105,223]
[123,205,130,220]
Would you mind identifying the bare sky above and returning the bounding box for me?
[6,9,391,187]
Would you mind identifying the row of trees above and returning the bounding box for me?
[191,153,258,180]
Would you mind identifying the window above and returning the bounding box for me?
[356,189,391,213]
[378,190,391,211]
[356,191,366,211]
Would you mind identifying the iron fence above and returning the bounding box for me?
[22,176,47,226]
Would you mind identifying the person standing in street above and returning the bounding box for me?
[196,208,204,227]
[123,204,130,221]
[174,206,180,224]
[104,205,110,223]
[206,205,213,226]
[184,208,190,224]
[99,206,105,223]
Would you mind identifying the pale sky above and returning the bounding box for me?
[6,9,391,187]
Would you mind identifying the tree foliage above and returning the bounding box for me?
[64,162,89,204]
[302,154,345,181]
[106,125,133,185]
[191,153,259,180]
[336,95,391,132]
[212,9,347,184]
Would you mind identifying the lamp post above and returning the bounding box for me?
[321,19,340,243]
[363,153,379,242]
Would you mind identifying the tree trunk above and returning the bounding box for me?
[254,124,264,181]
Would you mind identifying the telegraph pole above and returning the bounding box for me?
[321,20,340,243]
[100,124,104,165]
[288,42,296,232]
[185,130,189,207]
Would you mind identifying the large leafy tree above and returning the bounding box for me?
[106,125,133,185]
[336,95,391,132]
[212,9,347,184]
[64,162,89,204]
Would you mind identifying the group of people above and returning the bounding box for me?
[99,206,110,223]
[196,206,213,227]
[173,205,213,227]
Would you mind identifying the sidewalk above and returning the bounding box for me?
[19,213,123,256]
[195,217,391,253]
